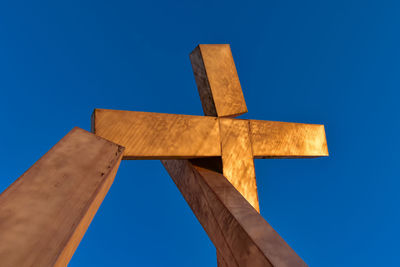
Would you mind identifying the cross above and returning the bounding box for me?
[92,44,328,266]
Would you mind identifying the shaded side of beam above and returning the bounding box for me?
[217,251,229,267]
[162,160,307,267]
[0,127,124,267]
[190,44,248,117]
[250,120,329,158]
[92,109,220,159]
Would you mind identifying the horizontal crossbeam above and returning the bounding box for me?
[250,120,328,158]
[92,109,328,159]
[92,109,221,159]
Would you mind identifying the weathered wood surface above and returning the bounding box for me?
[250,120,329,158]
[219,118,259,212]
[191,44,258,266]
[92,109,220,159]
[162,160,307,267]
[190,44,247,117]
[0,127,124,267]
[93,109,328,160]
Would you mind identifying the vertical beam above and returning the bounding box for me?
[162,160,307,267]
[0,127,124,267]
[190,44,257,266]
[190,44,248,117]
[219,118,259,212]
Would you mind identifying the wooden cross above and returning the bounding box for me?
[92,44,328,266]
[0,44,327,267]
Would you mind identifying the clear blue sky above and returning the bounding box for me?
[1,0,399,266]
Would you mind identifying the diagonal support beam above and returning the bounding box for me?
[0,127,124,267]
[162,159,307,267]
[163,159,239,267]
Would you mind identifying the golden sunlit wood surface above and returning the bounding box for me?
[190,44,260,267]
[219,118,260,212]
[91,44,328,267]
[250,120,329,158]
[190,44,248,117]
[92,109,220,159]
[93,110,328,160]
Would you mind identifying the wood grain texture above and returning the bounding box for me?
[92,109,221,159]
[162,160,239,267]
[89,43,328,267]
[194,164,307,267]
[219,118,259,212]
[217,251,229,267]
[162,160,307,267]
[0,127,124,267]
[218,118,260,267]
[250,120,329,158]
[190,44,248,117]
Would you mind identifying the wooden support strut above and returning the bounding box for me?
[0,127,124,267]
[162,160,307,267]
